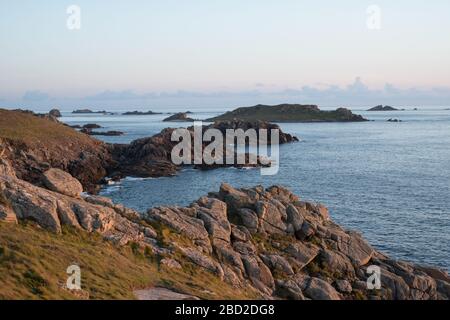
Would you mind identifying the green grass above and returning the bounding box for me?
[0,221,259,300]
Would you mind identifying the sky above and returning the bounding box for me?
[1,0,450,109]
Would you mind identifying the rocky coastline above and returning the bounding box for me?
[0,159,449,300]
[0,108,449,300]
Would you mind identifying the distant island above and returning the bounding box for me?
[122,110,162,115]
[72,109,112,114]
[207,104,367,122]
[367,105,399,111]
[163,112,195,122]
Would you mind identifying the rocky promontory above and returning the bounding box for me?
[111,120,298,178]
[207,104,367,122]
[0,158,448,300]
[0,109,115,193]
[0,109,298,192]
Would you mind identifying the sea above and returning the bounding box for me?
[54,106,450,270]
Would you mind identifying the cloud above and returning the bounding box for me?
[8,79,450,110]
[22,90,49,101]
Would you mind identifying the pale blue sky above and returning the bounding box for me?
[1,0,450,108]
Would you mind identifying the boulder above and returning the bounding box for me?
[284,242,320,270]
[236,208,259,233]
[0,175,146,246]
[219,183,255,211]
[231,225,251,242]
[285,204,304,234]
[320,249,355,276]
[255,200,287,235]
[42,168,83,198]
[49,109,62,118]
[295,220,316,240]
[241,255,275,294]
[335,280,352,293]
[213,240,245,276]
[195,197,231,242]
[260,254,294,277]
[327,228,374,267]
[145,207,211,253]
[275,279,305,300]
[303,277,341,300]
[379,267,410,300]
[178,246,224,279]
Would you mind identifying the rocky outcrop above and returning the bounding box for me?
[0,117,450,300]
[0,173,157,250]
[42,168,83,198]
[163,112,195,122]
[1,170,449,300]
[139,183,450,300]
[205,120,299,144]
[1,109,298,191]
[49,109,62,118]
[0,109,115,193]
[110,120,298,179]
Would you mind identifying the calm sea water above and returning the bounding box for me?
[61,107,450,270]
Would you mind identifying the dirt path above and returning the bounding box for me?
[134,287,200,300]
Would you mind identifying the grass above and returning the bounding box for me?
[0,109,83,141]
[0,221,259,300]
[0,109,104,156]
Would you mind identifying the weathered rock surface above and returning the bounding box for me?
[0,168,449,300]
[49,109,62,118]
[42,168,83,197]
[0,174,155,249]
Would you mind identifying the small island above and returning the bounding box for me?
[81,129,124,136]
[122,110,162,115]
[387,118,403,122]
[163,112,195,122]
[367,105,399,111]
[207,104,367,122]
[72,109,112,114]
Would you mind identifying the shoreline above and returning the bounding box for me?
[1,108,449,299]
